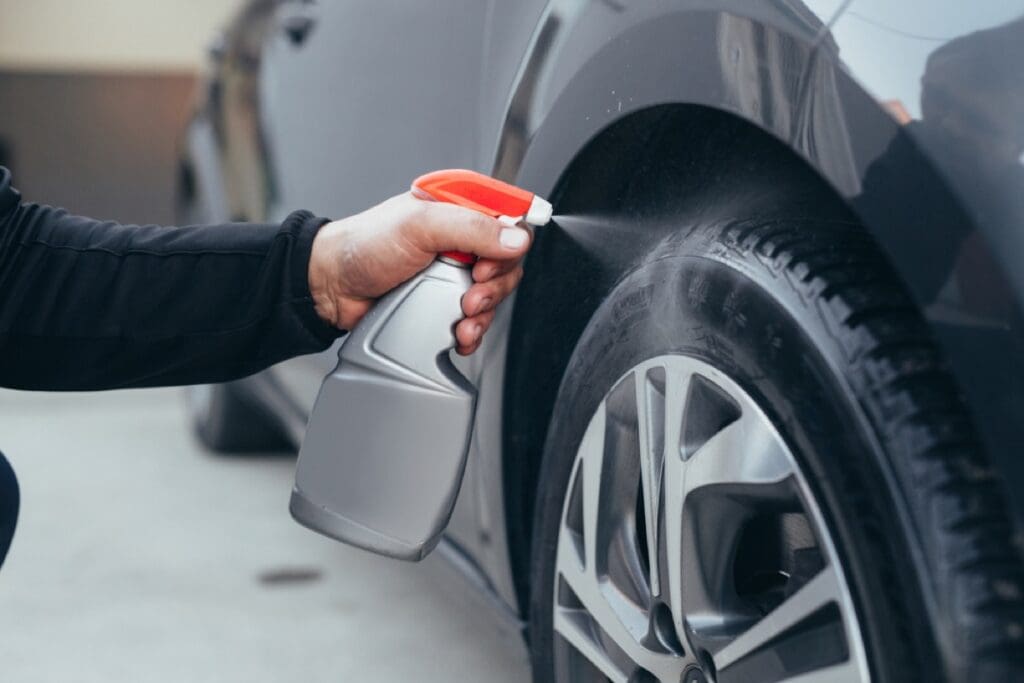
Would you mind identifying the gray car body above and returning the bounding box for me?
[180,0,1024,632]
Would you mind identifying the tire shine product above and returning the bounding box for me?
[290,169,551,560]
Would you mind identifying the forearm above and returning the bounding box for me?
[0,170,341,390]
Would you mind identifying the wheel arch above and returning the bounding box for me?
[501,102,859,618]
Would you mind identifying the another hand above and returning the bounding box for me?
[308,191,532,355]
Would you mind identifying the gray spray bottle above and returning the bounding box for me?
[290,169,552,560]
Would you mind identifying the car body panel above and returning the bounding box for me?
[179,0,1024,627]
[259,0,491,221]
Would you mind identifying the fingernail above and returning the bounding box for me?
[472,323,483,340]
[500,227,529,249]
[476,297,493,315]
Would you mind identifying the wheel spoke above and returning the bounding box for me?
[557,475,585,572]
[574,403,607,574]
[556,564,687,681]
[681,408,794,504]
[553,606,631,683]
[635,365,666,598]
[661,367,691,645]
[713,564,845,672]
[775,658,865,683]
[556,538,644,670]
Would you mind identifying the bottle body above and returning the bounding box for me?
[290,259,475,560]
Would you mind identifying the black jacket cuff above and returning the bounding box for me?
[282,210,345,344]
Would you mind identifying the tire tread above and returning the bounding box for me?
[728,221,1024,674]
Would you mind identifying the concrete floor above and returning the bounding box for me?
[0,388,531,683]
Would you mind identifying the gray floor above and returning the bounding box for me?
[0,388,531,683]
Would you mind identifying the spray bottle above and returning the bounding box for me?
[290,169,552,560]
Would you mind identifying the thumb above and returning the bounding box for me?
[411,198,532,260]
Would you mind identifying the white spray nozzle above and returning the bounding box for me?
[525,195,553,226]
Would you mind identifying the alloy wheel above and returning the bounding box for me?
[552,355,870,682]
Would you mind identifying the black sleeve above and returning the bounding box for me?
[0,166,343,391]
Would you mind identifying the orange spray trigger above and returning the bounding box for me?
[412,169,552,265]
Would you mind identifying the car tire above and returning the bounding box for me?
[528,217,1024,681]
[186,382,291,453]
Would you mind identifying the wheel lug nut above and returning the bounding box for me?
[682,665,708,683]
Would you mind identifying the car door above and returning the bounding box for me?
[254,0,495,411]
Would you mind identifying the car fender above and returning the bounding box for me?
[483,1,1024,615]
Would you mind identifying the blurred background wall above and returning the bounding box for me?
[0,0,241,223]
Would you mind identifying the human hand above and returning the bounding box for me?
[308,191,532,354]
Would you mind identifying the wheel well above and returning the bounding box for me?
[501,103,865,618]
